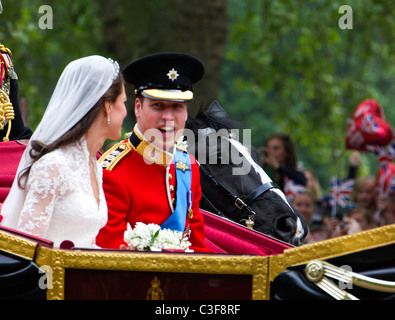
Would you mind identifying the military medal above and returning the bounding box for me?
[187,190,193,218]
[175,160,190,172]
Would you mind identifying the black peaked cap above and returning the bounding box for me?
[122,52,204,94]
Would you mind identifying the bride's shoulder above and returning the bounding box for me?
[31,140,88,175]
[33,149,70,171]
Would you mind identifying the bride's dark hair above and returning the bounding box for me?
[18,73,124,189]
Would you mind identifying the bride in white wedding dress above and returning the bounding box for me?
[0,55,127,248]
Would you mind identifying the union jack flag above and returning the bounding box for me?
[284,177,306,201]
[329,176,354,208]
[362,113,379,134]
[366,139,395,164]
[376,162,395,196]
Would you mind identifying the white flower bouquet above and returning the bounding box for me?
[124,222,192,252]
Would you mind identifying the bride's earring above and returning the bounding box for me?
[107,114,111,124]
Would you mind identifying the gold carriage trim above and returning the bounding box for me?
[0,229,39,260]
[33,247,268,300]
[1,216,394,300]
[268,224,395,284]
[304,259,395,300]
[99,141,132,171]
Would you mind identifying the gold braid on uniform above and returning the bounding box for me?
[98,141,132,171]
[0,43,14,141]
[0,43,12,55]
[0,89,14,139]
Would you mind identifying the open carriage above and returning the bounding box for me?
[0,209,394,300]
[1,103,395,301]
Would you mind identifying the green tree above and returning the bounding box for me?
[220,0,395,191]
[96,0,229,121]
[0,0,105,130]
[1,0,229,138]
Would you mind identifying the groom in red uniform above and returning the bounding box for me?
[96,53,212,252]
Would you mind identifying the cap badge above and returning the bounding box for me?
[167,68,179,82]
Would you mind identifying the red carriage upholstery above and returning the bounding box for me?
[0,224,54,248]
[201,209,292,255]
[0,140,27,222]
[0,140,27,203]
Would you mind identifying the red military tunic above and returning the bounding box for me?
[96,128,212,252]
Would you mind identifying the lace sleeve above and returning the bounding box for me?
[17,156,66,238]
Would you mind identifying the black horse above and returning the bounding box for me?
[184,101,307,246]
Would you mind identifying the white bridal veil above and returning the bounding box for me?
[1,55,119,228]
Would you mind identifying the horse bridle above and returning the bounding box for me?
[189,127,280,228]
[198,163,279,229]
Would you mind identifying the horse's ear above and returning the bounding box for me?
[185,116,199,133]
[207,100,228,119]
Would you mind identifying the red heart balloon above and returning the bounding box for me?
[346,99,394,151]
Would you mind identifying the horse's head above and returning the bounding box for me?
[184,101,307,245]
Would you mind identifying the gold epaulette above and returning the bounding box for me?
[98,141,131,171]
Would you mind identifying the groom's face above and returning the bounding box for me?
[135,97,188,151]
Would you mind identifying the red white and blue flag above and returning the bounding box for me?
[329,176,354,208]
[366,139,395,164]
[284,177,306,201]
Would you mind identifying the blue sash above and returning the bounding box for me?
[161,150,192,232]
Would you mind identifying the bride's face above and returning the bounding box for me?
[107,85,127,140]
